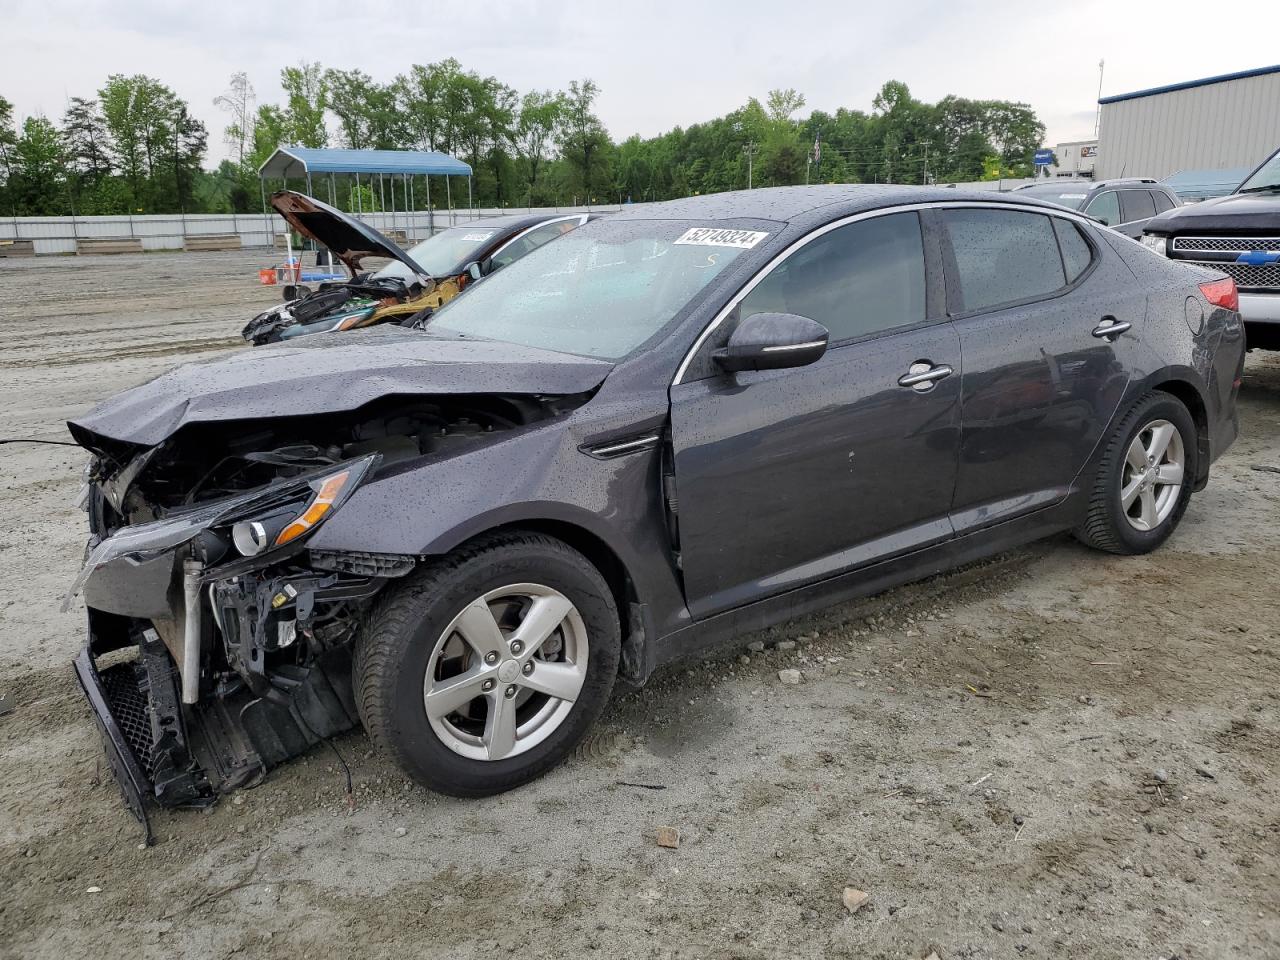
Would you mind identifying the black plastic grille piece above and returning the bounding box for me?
[98,662,155,780]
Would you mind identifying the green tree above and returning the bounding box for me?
[98,74,196,212]
[983,100,1044,177]
[326,68,401,149]
[280,62,329,147]
[515,90,565,203]
[396,59,460,153]
[12,115,68,214]
[766,88,805,122]
[250,105,286,162]
[62,97,112,181]
[559,79,609,201]
[0,95,17,215]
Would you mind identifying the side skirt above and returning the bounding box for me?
[652,498,1078,667]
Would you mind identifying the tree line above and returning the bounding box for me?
[0,63,1045,218]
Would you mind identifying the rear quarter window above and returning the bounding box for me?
[943,209,1067,313]
[1053,218,1094,283]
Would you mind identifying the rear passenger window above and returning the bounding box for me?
[739,211,925,342]
[1119,190,1156,223]
[943,209,1066,313]
[1053,218,1094,283]
[1152,191,1176,214]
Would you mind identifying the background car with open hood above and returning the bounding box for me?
[243,192,593,344]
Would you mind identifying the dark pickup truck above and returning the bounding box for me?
[1142,146,1280,349]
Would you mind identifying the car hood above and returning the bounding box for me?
[271,190,430,276]
[68,326,613,448]
[1146,189,1280,234]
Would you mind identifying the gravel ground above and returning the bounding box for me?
[1,251,1278,960]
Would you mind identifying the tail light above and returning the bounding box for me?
[1199,277,1239,312]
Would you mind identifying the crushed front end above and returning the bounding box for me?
[65,394,567,827]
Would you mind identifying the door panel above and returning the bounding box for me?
[670,323,962,620]
[946,217,1144,533]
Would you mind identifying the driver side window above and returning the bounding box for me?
[738,212,926,343]
[1084,191,1120,226]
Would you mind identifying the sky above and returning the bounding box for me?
[4,0,1277,166]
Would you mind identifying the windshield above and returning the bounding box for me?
[1239,149,1280,192]
[426,218,769,360]
[1014,185,1091,210]
[374,225,504,279]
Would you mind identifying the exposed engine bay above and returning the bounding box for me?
[242,274,445,345]
[70,392,589,832]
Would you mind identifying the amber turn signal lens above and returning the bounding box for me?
[274,470,351,546]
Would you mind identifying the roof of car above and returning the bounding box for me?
[441,212,576,232]
[607,184,1065,224]
[1016,178,1166,194]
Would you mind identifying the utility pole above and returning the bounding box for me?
[743,141,757,189]
[922,141,929,185]
[1094,59,1105,138]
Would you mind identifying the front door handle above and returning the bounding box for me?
[1091,317,1131,341]
[898,362,954,392]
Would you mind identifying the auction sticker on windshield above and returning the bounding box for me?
[673,228,770,249]
[461,231,497,242]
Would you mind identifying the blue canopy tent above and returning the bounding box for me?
[257,146,475,243]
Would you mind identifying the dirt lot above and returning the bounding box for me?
[1,250,1278,960]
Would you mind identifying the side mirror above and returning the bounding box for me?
[713,312,829,373]
[465,260,484,282]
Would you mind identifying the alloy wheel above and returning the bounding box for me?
[1120,418,1185,532]
[422,583,589,761]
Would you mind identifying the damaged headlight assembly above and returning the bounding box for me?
[66,454,379,612]
[227,465,362,558]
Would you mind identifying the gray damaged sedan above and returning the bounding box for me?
[68,185,1245,828]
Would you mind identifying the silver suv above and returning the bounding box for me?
[1014,178,1181,238]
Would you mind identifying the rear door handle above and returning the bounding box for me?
[1091,317,1131,341]
[898,362,954,392]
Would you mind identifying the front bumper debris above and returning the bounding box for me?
[67,455,404,829]
[77,607,364,833]
[74,637,157,843]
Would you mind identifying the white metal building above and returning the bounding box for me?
[1096,64,1280,181]
[1051,140,1097,178]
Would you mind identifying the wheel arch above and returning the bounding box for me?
[434,513,654,688]
[1144,374,1210,488]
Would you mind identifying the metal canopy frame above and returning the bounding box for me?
[257,147,475,247]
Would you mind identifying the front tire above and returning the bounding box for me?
[1075,391,1197,555]
[354,531,620,797]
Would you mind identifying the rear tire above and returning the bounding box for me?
[1075,391,1197,555]
[354,531,619,797]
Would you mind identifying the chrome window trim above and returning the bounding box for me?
[487,213,589,263]
[671,200,1102,386]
